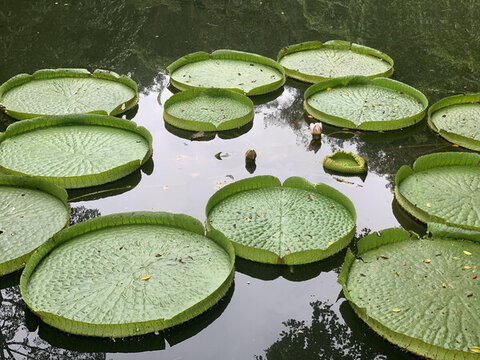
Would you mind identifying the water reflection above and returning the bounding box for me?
[256,299,418,360]
[391,199,427,236]
[164,121,254,142]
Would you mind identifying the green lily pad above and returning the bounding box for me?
[163,88,254,131]
[0,114,152,189]
[338,227,480,359]
[206,176,356,265]
[395,152,480,230]
[304,76,428,131]
[277,40,394,83]
[323,151,368,174]
[20,212,235,337]
[428,93,480,151]
[0,69,138,120]
[0,176,70,276]
[167,50,285,96]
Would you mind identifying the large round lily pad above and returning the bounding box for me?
[206,176,356,265]
[0,69,138,119]
[395,152,480,230]
[323,151,368,174]
[0,114,152,189]
[338,227,480,359]
[167,50,286,96]
[20,212,235,337]
[428,93,480,151]
[304,76,428,131]
[163,88,254,131]
[0,176,70,276]
[277,40,394,83]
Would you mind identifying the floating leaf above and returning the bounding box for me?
[338,227,480,359]
[395,152,480,230]
[167,50,285,96]
[304,76,428,131]
[0,114,152,189]
[0,68,138,119]
[206,176,356,265]
[277,40,393,83]
[163,89,254,132]
[323,151,368,174]
[20,212,235,337]
[428,94,480,151]
[0,176,69,276]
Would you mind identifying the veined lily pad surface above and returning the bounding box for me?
[428,94,480,151]
[0,114,152,189]
[206,176,356,265]
[323,151,368,174]
[167,50,286,96]
[304,76,428,131]
[20,212,235,337]
[277,40,394,83]
[395,152,480,230]
[339,227,480,359]
[0,176,70,276]
[0,68,138,119]
[163,88,254,131]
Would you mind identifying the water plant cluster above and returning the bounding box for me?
[0,40,479,359]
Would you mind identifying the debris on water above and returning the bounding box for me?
[190,131,206,140]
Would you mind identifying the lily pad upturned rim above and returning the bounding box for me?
[277,40,394,83]
[20,211,235,338]
[205,175,357,265]
[166,49,286,96]
[0,68,139,120]
[428,93,480,151]
[0,114,153,189]
[0,175,70,276]
[323,151,368,174]
[338,227,480,359]
[395,151,480,231]
[163,88,254,131]
[304,75,429,131]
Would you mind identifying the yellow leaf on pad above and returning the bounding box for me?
[392,308,401,313]
[470,347,480,353]
[464,251,472,256]
[141,275,151,281]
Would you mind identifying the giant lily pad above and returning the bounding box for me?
[338,227,480,359]
[428,93,480,151]
[304,76,428,131]
[20,212,235,337]
[167,50,286,96]
[277,40,394,83]
[0,175,70,276]
[0,114,152,188]
[323,151,368,174]
[206,176,356,265]
[0,69,138,119]
[163,88,254,131]
[395,152,480,230]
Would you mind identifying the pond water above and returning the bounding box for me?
[1,1,479,359]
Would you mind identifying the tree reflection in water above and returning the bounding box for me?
[256,299,418,360]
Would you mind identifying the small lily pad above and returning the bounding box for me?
[0,114,152,188]
[0,176,70,276]
[323,151,368,174]
[338,227,480,359]
[277,40,394,83]
[163,88,254,131]
[206,176,356,265]
[304,76,428,131]
[0,69,138,119]
[395,152,480,230]
[167,50,285,96]
[428,93,480,151]
[20,212,235,337]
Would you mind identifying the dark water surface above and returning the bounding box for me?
[1,1,479,359]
